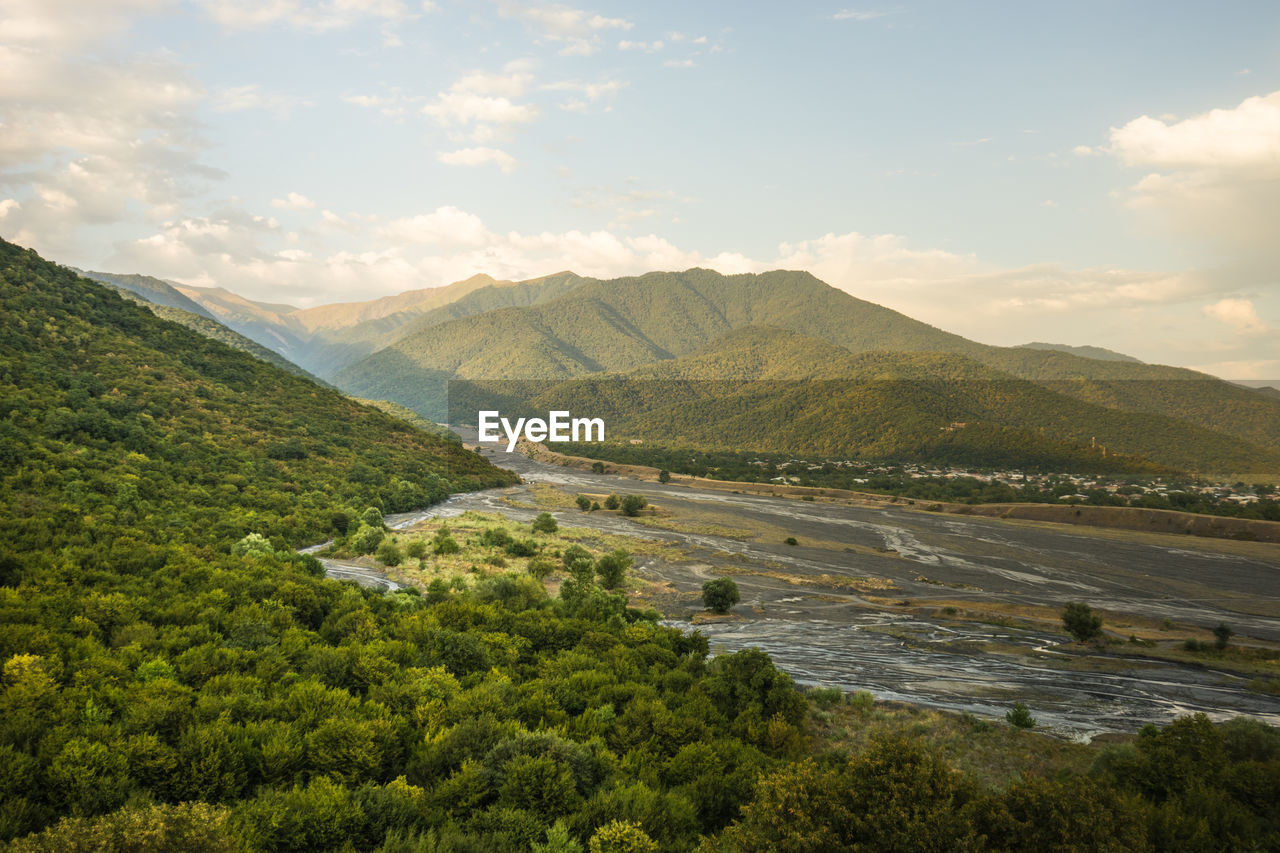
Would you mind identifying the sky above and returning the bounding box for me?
[2,0,1279,378]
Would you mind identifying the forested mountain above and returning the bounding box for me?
[1017,341,1143,363]
[77,270,218,320]
[450,326,1280,473]
[81,263,1280,475]
[90,282,329,385]
[334,270,1280,473]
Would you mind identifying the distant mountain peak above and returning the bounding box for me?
[1017,341,1142,364]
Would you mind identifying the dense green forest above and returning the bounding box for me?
[2,239,1278,851]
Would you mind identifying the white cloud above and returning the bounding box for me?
[663,59,695,69]
[618,39,663,52]
[271,192,316,210]
[212,84,295,115]
[1106,91,1280,268]
[436,147,517,173]
[497,1,632,56]
[196,0,411,31]
[833,9,896,21]
[424,91,538,126]
[1109,92,1280,169]
[0,0,219,258]
[1203,298,1267,335]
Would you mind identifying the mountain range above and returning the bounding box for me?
[78,262,1280,476]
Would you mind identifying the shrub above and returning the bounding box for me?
[349,523,384,555]
[658,470,670,483]
[532,512,558,534]
[1006,702,1036,729]
[527,558,556,579]
[591,461,605,473]
[604,494,620,510]
[590,501,601,511]
[850,690,874,712]
[505,538,538,558]
[620,495,646,517]
[595,549,632,589]
[702,578,741,614]
[1062,601,1103,643]
[480,527,513,548]
[562,544,591,570]
[1213,622,1233,650]
[784,537,798,546]
[376,540,403,567]
[404,539,427,559]
[433,535,460,556]
[575,495,592,511]
[810,686,843,710]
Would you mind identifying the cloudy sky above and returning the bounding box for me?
[2,0,1278,377]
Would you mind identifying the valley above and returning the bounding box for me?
[331,434,1280,739]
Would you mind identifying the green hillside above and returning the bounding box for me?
[1017,341,1143,363]
[337,269,1280,471]
[452,326,1278,474]
[0,238,514,556]
[95,282,329,386]
[77,270,218,320]
[335,269,982,417]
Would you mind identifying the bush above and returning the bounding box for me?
[349,523,385,555]
[375,540,403,567]
[604,494,620,510]
[480,527,513,548]
[1062,601,1103,643]
[658,470,670,484]
[527,558,556,579]
[702,578,741,614]
[505,538,538,558]
[1006,702,1036,729]
[532,512,558,534]
[620,495,647,517]
[433,535,460,556]
[595,549,632,589]
[575,495,591,511]
[404,539,427,559]
[784,537,798,546]
[590,501,601,511]
[1213,622,1233,650]
[850,690,874,712]
[562,544,591,570]
[591,461,605,474]
[810,686,843,710]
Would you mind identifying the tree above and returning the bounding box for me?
[702,578,740,614]
[1062,601,1103,643]
[589,820,657,853]
[349,523,384,555]
[532,512,559,534]
[595,549,632,589]
[604,494,620,510]
[576,495,592,511]
[658,470,670,484]
[376,539,403,567]
[620,495,646,517]
[1213,622,1233,650]
[1006,702,1036,729]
